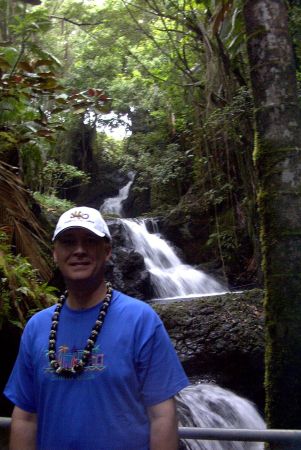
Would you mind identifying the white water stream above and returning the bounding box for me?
[122,218,226,299]
[100,173,134,216]
[177,384,265,450]
[100,176,226,299]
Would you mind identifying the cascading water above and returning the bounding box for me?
[122,218,226,299]
[100,175,226,299]
[177,384,265,450]
[100,173,134,216]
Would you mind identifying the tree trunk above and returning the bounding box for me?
[243,0,301,443]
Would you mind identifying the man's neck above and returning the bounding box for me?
[66,280,108,310]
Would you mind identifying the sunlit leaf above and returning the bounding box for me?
[23,124,39,133]
[73,107,86,114]
[0,132,18,144]
[9,320,24,330]
[56,93,68,100]
[23,71,40,79]
[1,47,18,65]
[28,22,40,31]
[16,286,31,295]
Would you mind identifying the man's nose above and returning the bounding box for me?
[73,240,86,253]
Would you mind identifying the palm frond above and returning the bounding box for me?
[0,162,52,280]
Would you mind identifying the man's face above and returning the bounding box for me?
[53,228,111,284]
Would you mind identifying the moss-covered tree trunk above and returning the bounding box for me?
[243,0,301,444]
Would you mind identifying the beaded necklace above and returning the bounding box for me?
[48,281,113,378]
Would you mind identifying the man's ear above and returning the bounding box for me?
[53,248,58,264]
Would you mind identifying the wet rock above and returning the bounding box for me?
[105,219,154,300]
[151,289,265,409]
[122,178,151,217]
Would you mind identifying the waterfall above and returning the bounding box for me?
[177,384,265,450]
[100,173,134,216]
[122,219,226,299]
[100,176,226,299]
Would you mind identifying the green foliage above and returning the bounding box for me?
[0,231,57,329]
[39,160,90,195]
[95,133,124,165]
[9,6,52,39]
[0,0,111,191]
[151,144,193,186]
[288,2,301,69]
[207,229,237,253]
[121,129,169,186]
[0,0,262,288]
[203,182,234,206]
[0,52,109,191]
[30,156,88,226]
[33,192,74,216]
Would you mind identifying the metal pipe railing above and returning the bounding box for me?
[0,419,10,429]
[1,418,301,444]
[178,427,301,442]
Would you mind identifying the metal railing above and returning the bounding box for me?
[178,427,301,443]
[1,418,301,446]
[0,419,9,429]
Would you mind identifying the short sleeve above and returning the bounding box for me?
[135,316,189,406]
[4,324,37,413]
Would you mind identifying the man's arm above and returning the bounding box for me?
[10,405,37,450]
[147,397,179,450]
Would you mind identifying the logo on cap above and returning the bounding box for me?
[70,211,89,220]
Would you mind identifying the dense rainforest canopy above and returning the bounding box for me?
[2,0,301,439]
[0,0,263,307]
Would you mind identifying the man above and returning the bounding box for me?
[4,206,189,450]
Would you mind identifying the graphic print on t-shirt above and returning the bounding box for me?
[45,344,105,378]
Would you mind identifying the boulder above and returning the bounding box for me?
[122,178,151,217]
[105,220,154,299]
[151,288,265,410]
[72,163,128,209]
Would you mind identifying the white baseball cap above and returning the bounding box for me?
[52,206,111,241]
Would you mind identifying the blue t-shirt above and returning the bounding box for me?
[4,290,189,450]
